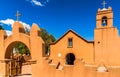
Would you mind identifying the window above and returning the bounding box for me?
[102,16,107,26]
[68,38,73,47]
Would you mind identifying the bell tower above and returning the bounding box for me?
[96,6,113,28]
[94,1,119,65]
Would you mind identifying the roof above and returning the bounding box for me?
[50,29,94,45]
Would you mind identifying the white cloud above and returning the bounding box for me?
[6,30,12,36]
[31,0,44,6]
[0,18,31,35]
[19,21,31,30]
[0,19,14,26]
[0,18,30,29]
[26,0,49,6]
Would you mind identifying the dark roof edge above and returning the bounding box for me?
[49,29,94,45]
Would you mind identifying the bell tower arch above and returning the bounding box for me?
[96,7,113,28]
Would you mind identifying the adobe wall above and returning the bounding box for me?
[94,20,120,66]
[50,31,94,65]
[43,58,120,77]
[0,21,45,77]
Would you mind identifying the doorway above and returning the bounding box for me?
[66,53,75,65]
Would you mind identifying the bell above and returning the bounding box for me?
[103,20,106,24]
[102,20,107,26]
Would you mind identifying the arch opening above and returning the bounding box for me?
[66,53,75,65]
[102,16,107,26]
[5,41,31,76]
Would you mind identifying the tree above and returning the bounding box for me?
[14,28,56,55]
[14,42,30,55]
[40,28,56,54]
[0,25,4,30]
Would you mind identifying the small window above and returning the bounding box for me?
[68,38,73,47]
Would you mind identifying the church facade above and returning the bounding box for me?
[49,6,120,77]
[0,4,120,77]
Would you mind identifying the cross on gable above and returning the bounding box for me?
[15,10,21,21]
[102,1,107,8]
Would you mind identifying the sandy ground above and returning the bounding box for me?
[15,75,31,77]
[15,65,31,77]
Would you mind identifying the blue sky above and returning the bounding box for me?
[0,0,120,40]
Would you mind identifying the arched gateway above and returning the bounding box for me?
[0,21,45,77]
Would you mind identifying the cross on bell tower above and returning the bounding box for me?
[102,1,107,8]
[15,10,21,21]
[96,0,113,28]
